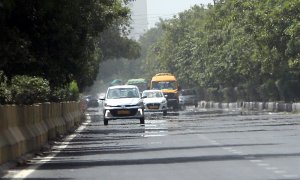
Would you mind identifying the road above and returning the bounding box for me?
[3,107,300,180]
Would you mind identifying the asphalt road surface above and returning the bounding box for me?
[3,107,300,180]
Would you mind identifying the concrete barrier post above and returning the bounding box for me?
[34,104,48,149]
[0,101,84,166]
[24,105,38,152]
[286,103,293,112]
[74,102,81,125]
[0,106,9,164]
[221,103,228,109]
[243,102,249,110]
[292,103,300,113]
[6,105,26,161]
[50,102,61,138]
[257,102,264,111]
[42,103,55,140]
[57,102,64,135]
[63,102,74,131]
[265,102,276,112]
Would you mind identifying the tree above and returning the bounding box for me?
[0,0,140,92]
[140,0,300,102]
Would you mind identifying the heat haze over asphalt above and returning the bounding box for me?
[3,107,300,180]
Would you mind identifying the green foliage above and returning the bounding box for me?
[276,76,300,102]
[49,80,80,102]
[234,86,247,102]
[222,87,237,102]
[49,86,69,103]
[11,75,50,105]
[99,25,141,60]
[0,71,11,104]
[139,23,166,80]
[68,80,80,101]
[0,0,138,92]
[258,80,279,101]
[205,88,223,102]
[139,0,300,102]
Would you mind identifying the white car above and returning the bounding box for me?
[142,90,168,116]
[100,85,145,125]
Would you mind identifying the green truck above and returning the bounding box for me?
[126,78,148,93]
[110,79,123,86]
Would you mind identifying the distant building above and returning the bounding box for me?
[128,0,148,40]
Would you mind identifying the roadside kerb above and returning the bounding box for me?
[292,103,300,113]
[199,101,300,113]
[0,102,84,165]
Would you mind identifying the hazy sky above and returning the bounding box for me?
[147,0,214,28]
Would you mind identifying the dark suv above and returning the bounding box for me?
[179,89,199,108]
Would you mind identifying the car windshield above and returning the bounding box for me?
[128,83,148,92]
[107,88,140,99]
[152,81,176,90]
[143,91,163,98]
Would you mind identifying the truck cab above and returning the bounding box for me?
[150,73,180,110]
[126,78,148,93]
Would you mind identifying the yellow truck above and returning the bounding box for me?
[150,73,180,110]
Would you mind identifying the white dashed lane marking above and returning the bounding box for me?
[257,163,269,167]
[266,167,278,170]
[283,174,300,178]
[274,170,287,174]
[198,134,300,179]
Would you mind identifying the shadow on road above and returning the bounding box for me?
[29,151,300,170]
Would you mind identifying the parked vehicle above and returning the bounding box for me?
[179,89,199,108]
[100,85,145,125]
[85,96,100,108]
[150,73,180,110]
[142,90,168,116]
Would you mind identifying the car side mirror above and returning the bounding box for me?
[164,95,168,98]
[99,96,105,100]
[141,95,147,99]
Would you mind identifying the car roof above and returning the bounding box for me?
[181,89,195,91]
[143,89,162,93]
[108,85,138,89]
[126,78,147,84]
[180,89,197,95]
[151,73,177,82]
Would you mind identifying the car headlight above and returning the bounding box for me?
[104,102,112,107]
[137,101,144,107]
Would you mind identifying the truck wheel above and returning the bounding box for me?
[163,110,167,116]
[104,118,108,125]
[140,117,145,124]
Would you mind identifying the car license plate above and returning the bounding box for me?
[149,106,159,109]
[117,110,130,115]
